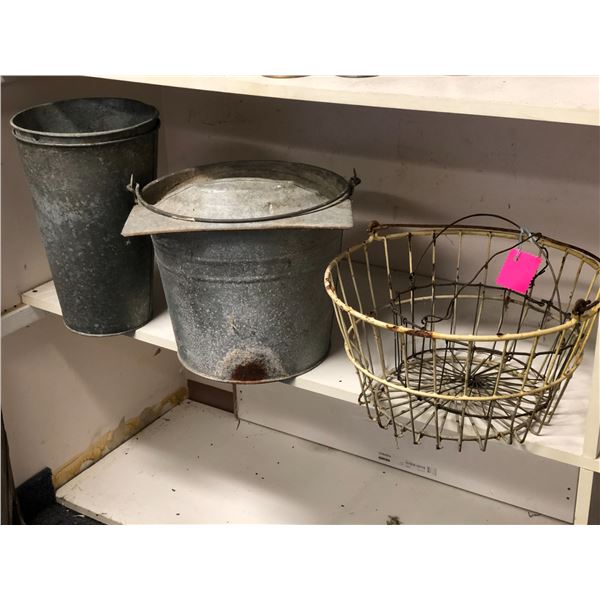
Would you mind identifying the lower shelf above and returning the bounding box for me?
[56,400,562,525]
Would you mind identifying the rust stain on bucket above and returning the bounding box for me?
[230,360,268,382]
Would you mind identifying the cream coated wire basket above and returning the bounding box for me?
[324,215,600,451]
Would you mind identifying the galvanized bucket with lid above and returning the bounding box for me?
[11,97,159,335]
[122,160,358,383]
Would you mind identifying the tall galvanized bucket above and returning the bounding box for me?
[123,161,358,383]
[11,97,159,335]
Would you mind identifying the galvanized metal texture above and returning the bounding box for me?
[11,97,159,335]
[122,160,354,235]
[154,229,343,383]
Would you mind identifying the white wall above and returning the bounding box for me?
[1,76,598,486]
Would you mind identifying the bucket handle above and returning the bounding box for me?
[127,171,361,224]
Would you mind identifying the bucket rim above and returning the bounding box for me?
[10,97,159,143]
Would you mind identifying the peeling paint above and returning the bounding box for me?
[52,386,187,489]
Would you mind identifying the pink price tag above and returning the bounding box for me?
[496,248,542,294]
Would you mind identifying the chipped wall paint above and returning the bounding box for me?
[52,386,187,489]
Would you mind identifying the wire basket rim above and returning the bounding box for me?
[324,225,600,343]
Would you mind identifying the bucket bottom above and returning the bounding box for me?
[175,344,331,385]
[62,314,152,337]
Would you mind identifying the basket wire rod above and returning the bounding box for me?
[438,233,464,405]
[506,295,538,363]
[528,301,555,378]
[510,336,540,444]
[386,248,411,432]
[557,321,590,381]
[473,233,494,336]
[520,339,542,392]
[407,234,416,357]
[457,401,467,451]
[346,251,377,392]
[548,251,568,314]
[336,265,385,428]
[538,329,570,381]
[543,246,564,317]
[378,238,400,437]
[537,329,571,429]
[462,343,475,396]
[545,328,571,386]
[451,232,463,336]
[482,400,498,450]
[430,233,437,333]
[390,293,403,400]
[529,242,565,326]
[434,396,442,448]
[347,311,390,427]
[583,270,599,302]
[332,265,375,421]
[363,244,379,317]
[495,288,510,335]
[439,402,450,439]
[519,389,552,442]
[539,375,572,432]
[402,342,418,444]
[416,335,427,390]
[466,411,486,450]
[361,245,383,422]
[457,341,475,450]
[333,300,373,419]
[566,257,585,313]
[492,341,510,395]
[430,238,439,404]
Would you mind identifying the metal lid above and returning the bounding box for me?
[122,160,357,235]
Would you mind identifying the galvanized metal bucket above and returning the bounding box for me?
[123,160,358,383]
[11,97,159,335]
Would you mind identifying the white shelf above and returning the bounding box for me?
[21,279,599,472]
[1,303,44,338]
[56,400,561,524]
[97,76,599,126]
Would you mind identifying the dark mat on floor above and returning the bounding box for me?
[29,503,102,525]
[16,467,103,525]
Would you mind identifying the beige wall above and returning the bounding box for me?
[156,82,599,255]
[1,76,598,485]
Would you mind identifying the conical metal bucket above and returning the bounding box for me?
[123,160,358,383]
[11,97,159,335]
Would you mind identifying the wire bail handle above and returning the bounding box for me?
[127,170,361,225]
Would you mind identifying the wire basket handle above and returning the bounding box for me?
[371,213,559,329]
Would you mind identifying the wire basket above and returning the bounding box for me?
[324,215,600,451]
